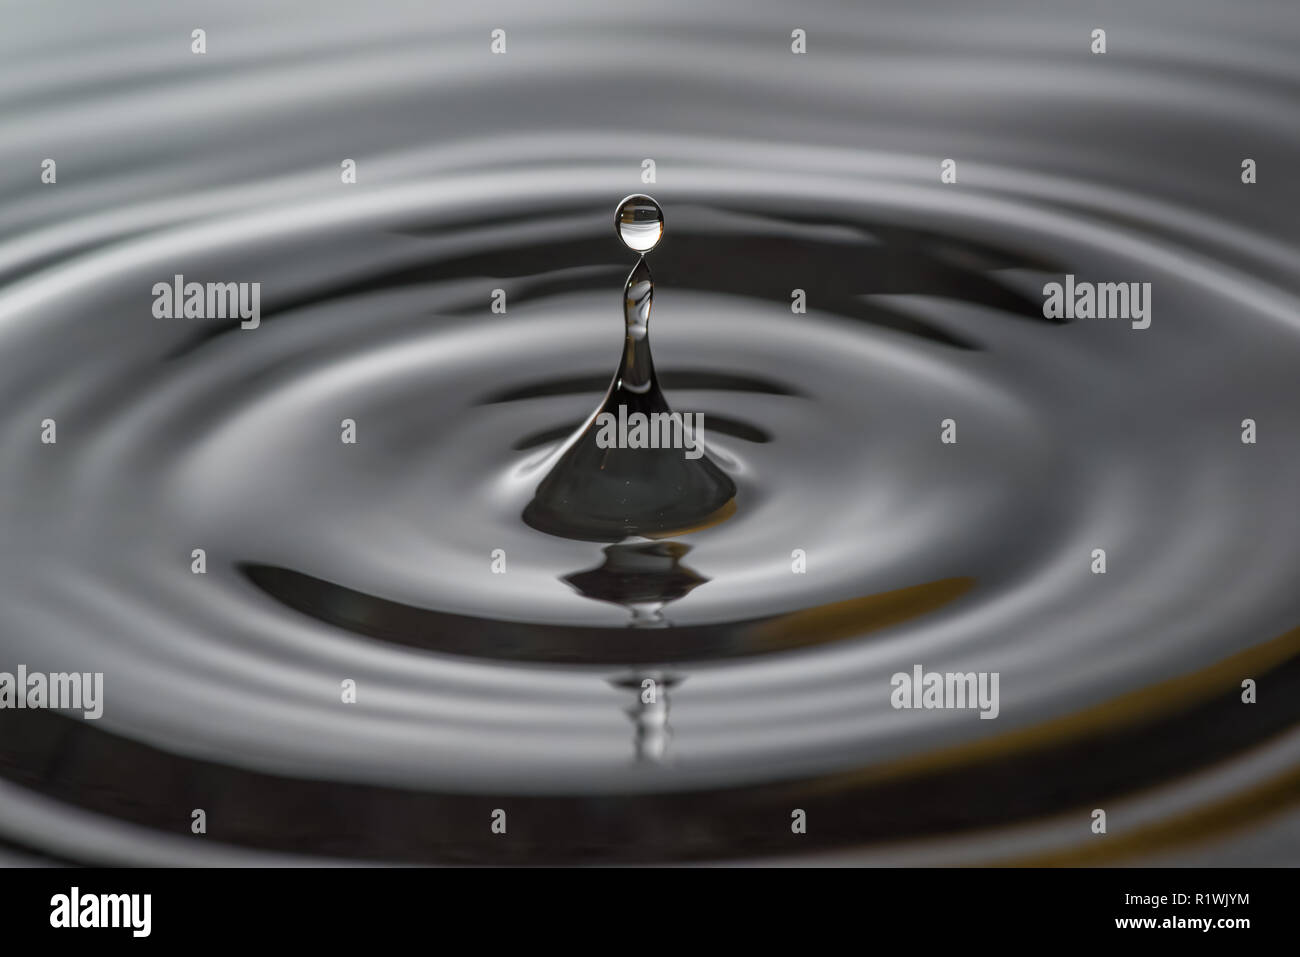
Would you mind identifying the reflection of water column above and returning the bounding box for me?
[609,672,682,763]
[562,540,707,630]
[627,601,668,629]
[566,541,704,761]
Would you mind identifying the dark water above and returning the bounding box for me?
[1,0,1299,865]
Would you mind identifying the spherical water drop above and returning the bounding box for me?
[615,194,664,253]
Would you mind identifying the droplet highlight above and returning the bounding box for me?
[615,194,664,253]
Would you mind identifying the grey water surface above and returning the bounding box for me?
[0,0,1298,864]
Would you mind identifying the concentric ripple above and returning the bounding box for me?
[0,0,1298,864]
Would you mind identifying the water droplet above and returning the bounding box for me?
[614,194,664,253]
